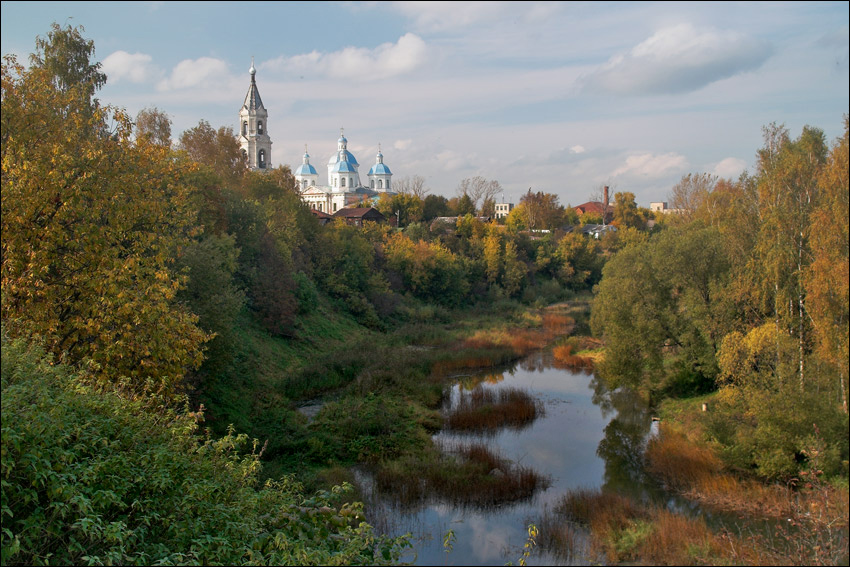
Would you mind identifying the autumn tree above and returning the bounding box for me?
[376,192,424,227]
[2,51,207,396]
[179,119,246,185]
[806,117,849,412]
[518,189,565,231]
[612,191,642,229]
[752,123,827,388]
[669,173,718,221]
[135,106,172,147]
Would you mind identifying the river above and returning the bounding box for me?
[357,348,660,565]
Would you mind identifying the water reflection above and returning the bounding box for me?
[361,348,655,566]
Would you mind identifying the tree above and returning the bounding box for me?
[669,173,718,221]
[179,119,246,185]
[502,240,525,297]
[483,231,502,286]
[752,123,827,388]
[375,192,424,227]
[2,55,207,396]
[520,189,565,231]
[457,176,502,211]
[394,174,429,198]
[454,192,476,216]
[612,191,642,229]
[556,232,603,290]
[479,197,496,217]
[422,194,451,221]
[135,106,172,147]
[30,22,106,113]
[806,117,849,412]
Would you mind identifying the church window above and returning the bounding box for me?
[258,150,266,168]
[341,178,346,187]
[242,121,247,136]
[370,180,374,188]
[378,179,383,189]
[258,121,264,135]
[386,179,390,189]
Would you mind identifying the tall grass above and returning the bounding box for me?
[445,386,543,432]
[645,422,850,565]
[551,344,595,373]
[375,442,549,508]
[542,487,766,565]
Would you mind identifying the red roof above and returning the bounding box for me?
[574,201,605,215]
[333,207,384,219]
[310,209,333,219]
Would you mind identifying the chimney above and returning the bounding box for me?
[603,185,609,208]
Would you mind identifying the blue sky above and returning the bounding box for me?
[2,1,848,206]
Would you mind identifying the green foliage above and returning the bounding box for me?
[0,330,409,566]
[384,231,470,307]
[308,394,429,464]
[592,225,730,390]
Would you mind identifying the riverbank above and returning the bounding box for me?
[535,390,849,565]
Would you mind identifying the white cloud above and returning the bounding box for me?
[391,1,507,32]
[712,157,747,179]
[102,51,160,84]
[570,145,586,154]
[612,152,688,178]
[157,57,229,91]
[393,139,413,151]
[583,23,772,95]
[265,33,427,80]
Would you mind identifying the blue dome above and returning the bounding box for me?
[295,163,318,176]
[369,163,392,175]
[332,160,357,174]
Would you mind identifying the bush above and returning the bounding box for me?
[0,330,409,565]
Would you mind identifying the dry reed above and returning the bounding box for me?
[445,386,543,431]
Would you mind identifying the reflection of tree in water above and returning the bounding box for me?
[456,371,507,391]
[589,373,655,498]
[519,350,550,373]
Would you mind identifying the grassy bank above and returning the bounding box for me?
[198,294,584,492]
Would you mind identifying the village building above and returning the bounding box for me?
[494,202,514,219]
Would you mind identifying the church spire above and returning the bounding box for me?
[239,58,272,170]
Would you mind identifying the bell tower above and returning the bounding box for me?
[239,57,272,170]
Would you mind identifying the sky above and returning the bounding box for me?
[2,1,848,207]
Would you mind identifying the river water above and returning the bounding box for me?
[358,348,660,566]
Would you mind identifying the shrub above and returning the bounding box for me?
[0,330,409,565]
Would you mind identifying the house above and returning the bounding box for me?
[332,207,386,227]
[581,224,617,239]
[494,202,514,219]
[310,209,334,225]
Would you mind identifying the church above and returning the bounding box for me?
[238,61,396,213]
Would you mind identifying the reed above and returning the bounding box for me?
[375,441,550,508]
[552,344,595,372]
[445,386,543,431]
